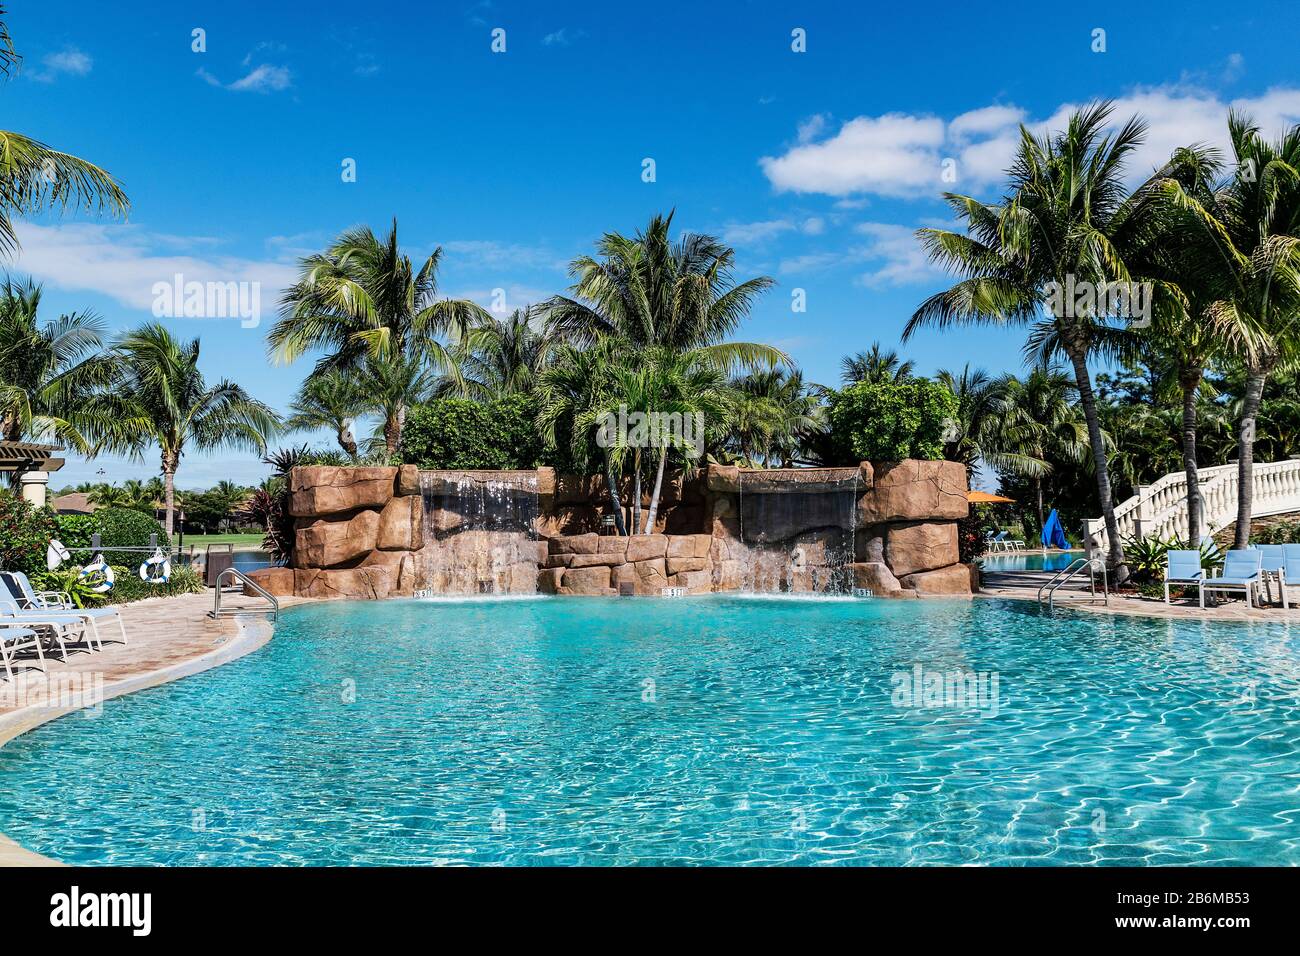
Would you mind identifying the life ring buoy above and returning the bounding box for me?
[78,558,115,594]
[139,552,171,585]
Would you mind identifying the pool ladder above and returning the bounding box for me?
[1037,557,1108,610]
[210,567,279,622]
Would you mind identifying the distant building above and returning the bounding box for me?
[49,492,99,515]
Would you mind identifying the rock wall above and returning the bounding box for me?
[248,464,424,601]
[246,459,972,600]
[539,533,715,596]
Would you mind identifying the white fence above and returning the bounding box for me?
[1083,458,1300,553]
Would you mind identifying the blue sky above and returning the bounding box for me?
[6,0,1300,488]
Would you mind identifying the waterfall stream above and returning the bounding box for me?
[735,470,859,594]
[418,471,540,594]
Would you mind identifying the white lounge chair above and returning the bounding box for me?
[0,599,97,656]
[0,624,42,681]
[1,571,127,646]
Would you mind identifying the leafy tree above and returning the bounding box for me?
[87,324,280,536]
[401,394,547,470]
[840,342,915,385]
[455,306,553,400]
[0,279,117,475]
[825,378,957,464]
[723,368,825,467]
[543,211,785,370]
[271,219,489,451]
[286,370,367,457]
[0,7,128,254]
[905,102,1185,575]
[1163,112,1300,547]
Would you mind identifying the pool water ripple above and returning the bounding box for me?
[1,596,1298,865]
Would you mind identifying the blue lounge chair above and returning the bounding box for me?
[1253,545,1287,608]
[1280,545,1300,608]
[986,531,1009,553]
[1164,550,1205,604]
[0,623,42,681]
[1,571,127,646]
[1199,549,1263,608]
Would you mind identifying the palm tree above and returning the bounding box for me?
[0,279,118,468]
[840,342,915,385]
[456,306,552,400]
[271,219,489,450]
[86,483,134,509]
[934,366,1006,479]
[537,338,630,534]
[356,356,437,457]
[726,367,825,467]
[544,212,786,371]
[1132,144,1260,543]
[598,347,734,533]
[991,368,1090,533]
[0,8,128,254]
[905,102,1175,575]
[90,324,280,535]
[1164,114,1300,547]
[286,370,367,458]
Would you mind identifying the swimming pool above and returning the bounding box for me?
[981,551,1083,572]
[2,595,1298,865]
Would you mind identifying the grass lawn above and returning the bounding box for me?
[179,532,266,551]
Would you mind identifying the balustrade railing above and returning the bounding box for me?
[1083,459,1300,553]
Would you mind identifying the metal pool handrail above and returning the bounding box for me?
[1037,557,1109,610]
[211,567,279,622]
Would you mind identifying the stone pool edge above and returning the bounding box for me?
[0,611,278,867]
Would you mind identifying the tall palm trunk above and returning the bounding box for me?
[161,451,178,537]
[1034,476,1044,537]
[631,449,642,535]
[644,447,668,534]
[604,461,627,536]
[337,420,358,458]
[383,405,406,457]
[1065,344,1125,576]
[1180,370,1202,546]
[1233,367,1268,550]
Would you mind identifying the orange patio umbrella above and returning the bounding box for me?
[966,490,1016,504]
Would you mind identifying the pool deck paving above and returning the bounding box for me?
[0,590,300,866]
[980,567,1300,622]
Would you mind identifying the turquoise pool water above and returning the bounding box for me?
[1,595,1298,866]
[981,551,1083,572]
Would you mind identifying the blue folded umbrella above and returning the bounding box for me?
[1041,509,1068,549]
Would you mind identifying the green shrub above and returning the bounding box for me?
[0,490,59,577]
[29,563,203,606]
[55,507,169,566]
[401,395,547,469]
[825,379,958,464]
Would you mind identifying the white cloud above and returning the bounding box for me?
[760,85,1300,198]
[761,113,946,197]
[721,217,826,246]
[440,239,567,272]
[776,221,945,288]
[853,222,942,288]
[13,222,298,317]
[30,47,92,82]
[796,113,829,144]
[542,28,584,46]
[228,63,293,93]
